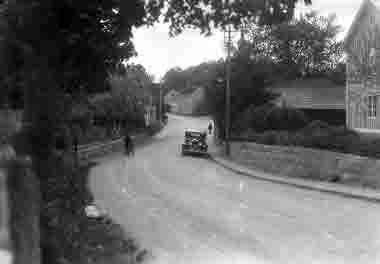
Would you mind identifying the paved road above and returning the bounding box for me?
[90,115,380,264]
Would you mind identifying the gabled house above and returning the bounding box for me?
[270,78,346,125]
[344,0,380,132]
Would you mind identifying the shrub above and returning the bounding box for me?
[276,131,293,146]
[257,130,279,145]
[297,121,359,152]
[146,121,163,136]
[238,116,380,160]
[250,104,274,132]
[301,120,331,134]
[353,138,380,159]
[233,103,274,133]
[265,106,310,131]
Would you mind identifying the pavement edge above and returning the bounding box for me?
[209,155,380,203]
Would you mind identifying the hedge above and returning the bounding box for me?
[238,120,380,160]
[233,104,309,133]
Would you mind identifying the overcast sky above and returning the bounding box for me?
[129,0,361,81]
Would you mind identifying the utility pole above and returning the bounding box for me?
[224,26,233,156]
[159,82,163,123]
[222,24,251,156]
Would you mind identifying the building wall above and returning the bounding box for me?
[346,3,380,130]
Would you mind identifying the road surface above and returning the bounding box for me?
[90,115,380,264]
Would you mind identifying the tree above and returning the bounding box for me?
[269,11,343,78]
[162,61,221,95]
[162,67,189,94]
[146,0,311,36]
[328,62,346,85]
[109,64,154,129]
[205,46,278,138]
[110,63,154,104]
[0,0,312,262]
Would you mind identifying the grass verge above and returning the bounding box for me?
[226,142,380,190]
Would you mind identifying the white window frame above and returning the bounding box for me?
[367,95,378,118]
[370,15,375,25]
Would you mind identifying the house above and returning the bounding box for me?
[270,78,346,126]
[344,0,380,132]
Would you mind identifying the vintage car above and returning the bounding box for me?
[181,129,208,155]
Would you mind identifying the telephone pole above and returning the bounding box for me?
[159,82,163,123]
[223,24,251,156]
[224,26,233,156]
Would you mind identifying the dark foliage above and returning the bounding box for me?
[265,106,310,131]
[206,54,278,139]
[146,121,163,136]
[234,104,309,133]
[238,121,380,160]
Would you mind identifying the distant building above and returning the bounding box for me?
[344,0,380,132]
[270,78,346,126]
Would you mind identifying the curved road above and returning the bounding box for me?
[90,115,380,264]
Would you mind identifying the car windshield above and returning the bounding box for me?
[186,131,202,137]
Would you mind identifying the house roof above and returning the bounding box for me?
[270,78,346,110]
[344,0,380,47]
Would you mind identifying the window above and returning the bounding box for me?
[367,95,378,118]
[370,15,375,25]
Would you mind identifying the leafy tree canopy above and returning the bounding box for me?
[110,63,154,105]
[242,11,343,79]
[146,0,312,35]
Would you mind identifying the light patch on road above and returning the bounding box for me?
[216,183,226,189]
[239,202,248,209]
[149,207,161,217]
[239,181,244,192]
[325,232,334,240]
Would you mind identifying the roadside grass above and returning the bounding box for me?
[228,142,380,189]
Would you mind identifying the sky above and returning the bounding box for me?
[129,0,362,81]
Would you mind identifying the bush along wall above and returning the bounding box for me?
[236,120,380,160]
[233,104,310,134]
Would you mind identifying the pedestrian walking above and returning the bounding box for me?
[129,135,135,156]
[208,122,213,135]
[124,129,135,157]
